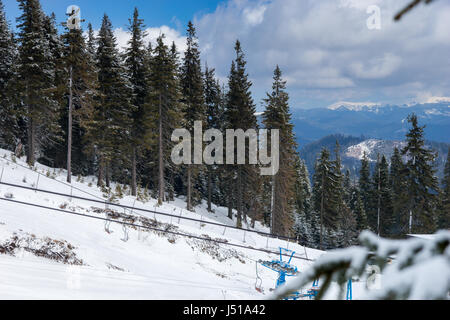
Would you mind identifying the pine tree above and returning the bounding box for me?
[60,22,97,179]
[262,66,297,236]
[371,154,394,237]
[359,151,372,227]
[332,140,348,247]
[352,188,369,233]
[338,204,357,247]
[0,0,17,148]
[124,8,149,196]
[224,40,258,228]
[390,147,408,237]
[313,148,340,250]
[146,35,182,205]
[338,168,358,247]
[401,114,439,234]
[37,13,64,169]
[438,149,450,230]
[333,141,344,208]
[343,169,352,205]
[204,66,223,213]
[181,21,205,211]
[87,14,133,187]
[16,0,60,165]
[293,156,312,245]
[86,23,96,58]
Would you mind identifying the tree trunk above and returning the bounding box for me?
[187,166,192,211]
[105,162,110,188]
[320,174,325,251]
[236,167,242,228]
[227,182,233,219]
[67,66,73,184]
[97,157,104,187]
[158,94,164,205]
[131,147,137,196]
[27,117,36,166]
[207,170,212,212]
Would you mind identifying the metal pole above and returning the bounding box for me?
[35,173,40,192]
[131,199,136,215]
[0,164,5,183]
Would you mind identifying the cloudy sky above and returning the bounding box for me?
[4,0,450,110]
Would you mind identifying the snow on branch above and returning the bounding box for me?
[270,230,450,300]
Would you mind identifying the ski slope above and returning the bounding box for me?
[0,149,357,300]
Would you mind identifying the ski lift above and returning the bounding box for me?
[258,247,301,300]
[256,248,354,300]
[300,278,352,300]
[255,261,263,293]
[303,279,320,299]
[346,279,353,301]
[121,223,129,242]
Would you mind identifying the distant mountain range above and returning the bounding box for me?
[256,101,449,179]
[291,102,450,147]
[299,134,449,181]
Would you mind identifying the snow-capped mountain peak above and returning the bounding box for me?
[327,101,381,111]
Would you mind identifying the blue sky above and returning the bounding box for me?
[3,0,222,31]
[2,0,450,110]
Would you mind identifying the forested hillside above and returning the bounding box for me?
[0,0,448,253]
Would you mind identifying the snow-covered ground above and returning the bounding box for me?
[0,149,363,300]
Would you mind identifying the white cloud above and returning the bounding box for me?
[113,26,186,53]
[243,5,266,26]
[349,53,401,79]
[193,0,450,108]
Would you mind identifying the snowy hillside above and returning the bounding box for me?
[345,139,406,162]
[300,135,449,181]
[0,148,348,300]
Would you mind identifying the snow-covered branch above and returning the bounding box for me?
[270,230,450,300]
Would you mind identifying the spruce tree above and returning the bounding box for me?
[332,140,348,247]
[181,21,205,211]
[0,0,17,148]
[87,14,133,187]
[372,154,394,237]
[438,149,450,230]
[60,22,97,180]
[352,188,369,233]
[313,148,340,250]
[16,0,60,165]
[343,169,352,206]
[146,35,182,205]
[262,66,297,236]
[86,23,96,58]
[224,40,258,228]
[359,151,372,226]
[293,156,312,245]
[401,114,439,234]
[204,66,223,213]
[124,8,149,196]
[390,147,408,237]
